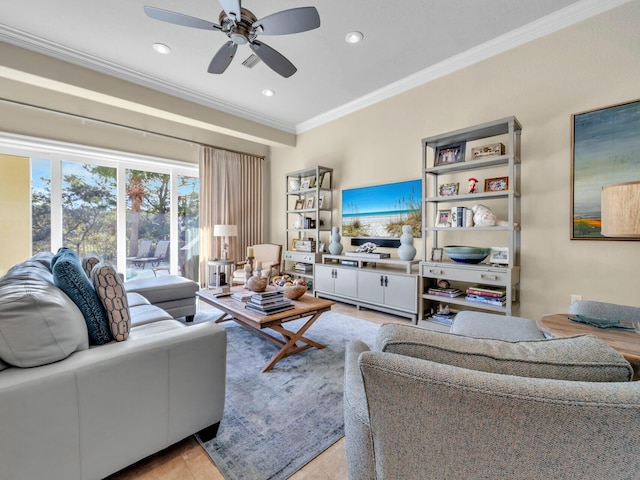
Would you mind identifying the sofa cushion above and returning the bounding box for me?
[92,262,131,342]
[0,255,89,367]
[51,248,112,345]
[82,252,103,278]
[377,324,633,382]
[451,311,546,341]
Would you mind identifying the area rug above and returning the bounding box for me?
[196,310,380,480]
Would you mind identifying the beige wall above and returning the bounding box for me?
[1,3,639,321]
[0,154,31,275]
[269,2,640,321]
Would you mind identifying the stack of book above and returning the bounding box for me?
[245,291,294,315]
[231,291,254,302]
[294,262,314,273]
[427,287,463,298]
[429,311,456,326]
[465,285,507,306]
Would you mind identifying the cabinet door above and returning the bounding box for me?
[333,267,358,298]
[357,270,385,305]
[384,274,417,312]
[314,264,336,293]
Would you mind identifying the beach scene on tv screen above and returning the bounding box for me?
[342,179,421,238]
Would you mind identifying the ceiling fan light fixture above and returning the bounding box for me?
[262,89,275,97]
[345,31,363,44]
[152,42,171,54]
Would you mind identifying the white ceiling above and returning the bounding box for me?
[0,0,627,134]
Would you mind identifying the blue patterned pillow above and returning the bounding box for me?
[51,248,112,345]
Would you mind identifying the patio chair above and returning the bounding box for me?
[151,240,171,275]
[130,240,158,269]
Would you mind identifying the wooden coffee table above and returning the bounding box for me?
[197,288,334,372]
[537,313,640,364]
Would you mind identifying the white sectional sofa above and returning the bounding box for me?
[0,251,226,480]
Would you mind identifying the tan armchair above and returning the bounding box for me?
[232,243,282,285]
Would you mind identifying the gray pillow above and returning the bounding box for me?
[377,323,633,382]
[0,256,89,367]
[51,248,112,345]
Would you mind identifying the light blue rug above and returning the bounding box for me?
[197,310,380,480]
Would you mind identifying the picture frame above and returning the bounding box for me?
[439,183,459,196]
[489,247,509,265]
[436,210,451,227]
[309,176,317,188]
[471,143,505,160]
[294,199,304,210]
[317,172,327,189]
[572,99,640,240]
[300,179,310,190]
[484,176,509,192]
[318,195,324,209]
[305,197,314,209]
[434,142,466,166]
[318,242,325,253]
[431,247,443,262]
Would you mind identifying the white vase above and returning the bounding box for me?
[289,179,300,192]
[397,225,417,261]
[328,227,343,255]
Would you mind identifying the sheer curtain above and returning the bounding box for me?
[199,146,264,287]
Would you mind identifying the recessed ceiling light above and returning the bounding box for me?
[152,43,171,54]
[345,31,363,44]
[262,89,275,97]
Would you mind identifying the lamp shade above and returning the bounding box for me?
[601,181,640,238]
[213,224,238,237]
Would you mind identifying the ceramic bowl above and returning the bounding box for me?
[443,246,491,264]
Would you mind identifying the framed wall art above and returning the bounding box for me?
[572,99,640,240]
[434,142,466,166]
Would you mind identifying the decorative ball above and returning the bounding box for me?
[246,276,268,292]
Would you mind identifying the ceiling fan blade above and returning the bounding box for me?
[253,7,320,35]
[249,40,296,78]
[144,6,221,30]
[218,0,241,22]
[208,41,238,74]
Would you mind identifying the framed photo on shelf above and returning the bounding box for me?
[430,247,443,262]
[309,176,317,188]
[318,195,324,208]
[300,179,310,190]
[436,210,451,227]
[305,197,314,209]
[294,199,304,210]
[434,142,466,166]
[317,172,327,189]
[439,183,459,196]
[318,242,325,253]
[484,176,509,192]
[489,247,509,265]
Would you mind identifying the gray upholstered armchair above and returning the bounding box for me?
[345,323,639,480]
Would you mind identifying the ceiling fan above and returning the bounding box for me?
[144,1,320,78]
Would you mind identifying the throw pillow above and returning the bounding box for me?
[82,252,103,278]
[92,262,131,341]
[51,247,112,345]
[377,324,633,382]
[0,254,89,367]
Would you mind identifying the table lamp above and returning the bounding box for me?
[601,181,640,238]
[213,224,238,259]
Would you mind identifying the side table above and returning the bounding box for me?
[207,259,235,290]
[538,313,640,379]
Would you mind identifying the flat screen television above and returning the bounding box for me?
[341,179,421,240]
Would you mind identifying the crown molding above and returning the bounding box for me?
[295,0,631,133]
[0,25,297,134]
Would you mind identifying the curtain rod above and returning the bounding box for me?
[0,97,265,159]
